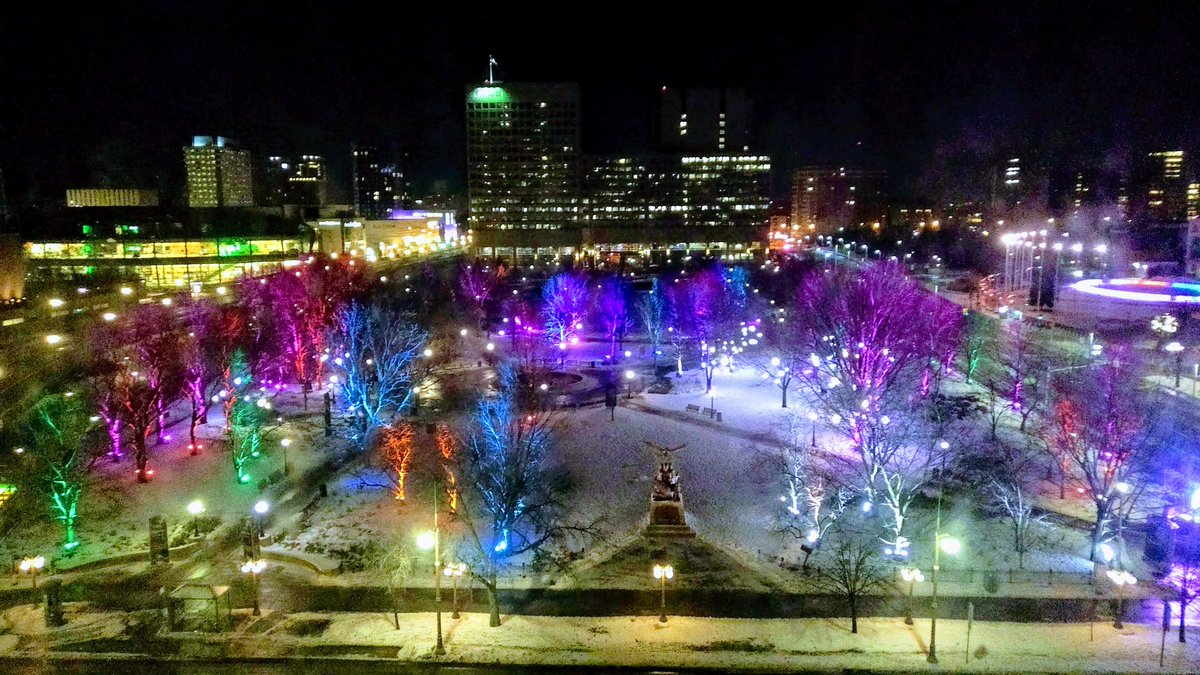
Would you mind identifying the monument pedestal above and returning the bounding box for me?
[644,498,695,538]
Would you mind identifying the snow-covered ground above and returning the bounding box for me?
[7,603,1199,673]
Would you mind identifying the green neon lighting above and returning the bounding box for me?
[469,86,509,103]
[218,238,252,257]
[63,540,80,551]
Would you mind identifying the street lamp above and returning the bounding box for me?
[19,556,45,594]
[280,438,292,476]
[900,567,925,625]
[1165,342,1185,388]
[653,563,675,623]
[240,559,267,616]
[807,411,818,447]
[417,486,446,656]
[1106,569,1136,629]
[625,369,636,399]
[253,500,270,537]
[444,562,466,619]
[187,500,206,537]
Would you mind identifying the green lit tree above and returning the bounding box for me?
[226,350,266,485]
[27,393,98,551]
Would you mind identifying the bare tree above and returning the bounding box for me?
[811,527,894,633]
[1046,350,1151,561]
[774,417,851,565]
[452,364,597,626]
[636,278,668,366]
[330,302,428,447]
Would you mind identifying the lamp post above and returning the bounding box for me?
[1165,342,1185,388]
[928,443,960,665]
[187,500,205,537]
[1106,569,1136,629]
[417,486,445,656]
[19,556,45,597]
[280,438,292,476]
[807,411,818,448]
[900,567,924,625]
[625,369,636,399]
[240,559,266,616]
[444,562,466,619]
[253,500,270,537]
[653,563,675,623]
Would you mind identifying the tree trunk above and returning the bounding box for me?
[134,433,149,483]
[108,419,122,463]
[1181,596,1189,643]
[781,385,787,408]
[1089,502,1108,562]
[486,568,501,627]
[849,596,858,634]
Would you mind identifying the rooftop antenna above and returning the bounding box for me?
[487,55,498,84]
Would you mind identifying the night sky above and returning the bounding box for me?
[2,2,1198,209]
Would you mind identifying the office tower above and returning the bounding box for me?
[1143,150,1189,223]
[259,156,290,207]
[584,154,769,230]
[1189,183,1199,222]
[466,81,581,232]
[353,144,408,218]
[659,87,750,153]
[66,188,159,207]
[287,155,329,206]
[183,136,253,207]
[790,167,887,235]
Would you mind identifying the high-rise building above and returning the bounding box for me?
[658,87,750,153]
[353,145,407,218]
[66,188,159,207]
[1188,182,1199,222]
[790,167,887,235]
[584,154,769,230]
[259,156,290,207]
[287,155,329,206]
[183,136,253,207]
[466,82,581,234]
[1142,150,1189,223]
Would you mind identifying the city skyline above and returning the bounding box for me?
[3,3,1199,213]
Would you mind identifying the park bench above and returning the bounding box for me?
[685,404,701,412]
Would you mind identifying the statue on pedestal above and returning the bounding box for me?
[644,442,695,538]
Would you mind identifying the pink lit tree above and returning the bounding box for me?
[458,262,509,329]
[792,263,963,550]
[178,297,219,454]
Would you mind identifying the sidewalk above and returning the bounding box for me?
[8,606,1200,673]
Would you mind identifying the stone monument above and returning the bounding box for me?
[644,442,695,538]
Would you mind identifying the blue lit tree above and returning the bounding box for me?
[636,277,667,366]
[455,364,591,627]
[331,301,428,447]
[540,273,589,363]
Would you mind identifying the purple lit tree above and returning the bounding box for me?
[178,297,219,454]
[594,275,631,361]
[793,263,964,550]
[540,273,589,362]
[128,302,186,446]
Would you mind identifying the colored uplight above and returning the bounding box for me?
[1072,278,1200,304]
[469,86,509,103]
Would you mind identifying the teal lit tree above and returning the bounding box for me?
[27,393,98,551]
[226,350,265,485]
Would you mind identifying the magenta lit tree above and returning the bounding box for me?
[1048,350,1150,561]
[178,296,219,454]
[594,275,631,361]
[540,273,589,362]
[458,262,509,329]
[793,263,963,550]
